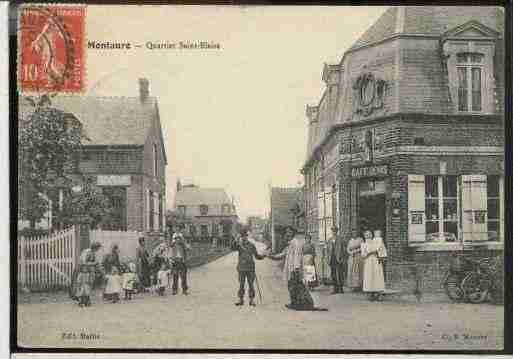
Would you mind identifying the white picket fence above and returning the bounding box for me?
[18,226,77,290]
[89,229,145,261]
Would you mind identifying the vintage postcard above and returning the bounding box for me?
[14,4,506,351]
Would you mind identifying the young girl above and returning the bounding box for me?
[122,263,138,300]
[157,262,171,296]
[76,265,92,307]
[104,266,122,303]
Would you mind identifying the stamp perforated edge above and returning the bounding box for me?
[17,3,87,96]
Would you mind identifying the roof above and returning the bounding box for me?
[175,187,232,206]
[19,96,166,159]
[270,187,303,227]
[350,6,504,50]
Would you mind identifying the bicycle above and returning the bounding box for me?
[441,254,477,302]
[460,256,503,304]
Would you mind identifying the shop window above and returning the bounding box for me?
[200,204,209,215]
[408,174,504,244]
[457,53,484,113]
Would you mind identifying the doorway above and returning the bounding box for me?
[357,179,386,238]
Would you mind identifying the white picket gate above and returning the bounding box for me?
[18,226,77,290]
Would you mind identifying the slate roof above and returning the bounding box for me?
[350,6,504,50]
[270,187,303,227]
[19,96,164,152]
[175,187,232,207]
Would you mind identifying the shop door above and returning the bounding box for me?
[358,179,386,238]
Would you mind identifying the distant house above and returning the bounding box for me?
[19,79,167,238]
[174,184,239,242]
[269,187,304,253]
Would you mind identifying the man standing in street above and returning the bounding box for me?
[170,225,191,295]
[329,226,348,294]
[231,227,266,306]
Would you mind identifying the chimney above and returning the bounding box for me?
[139,78,149,102]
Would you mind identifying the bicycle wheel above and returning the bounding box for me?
[461,272,490,304]
[443,272,464,301]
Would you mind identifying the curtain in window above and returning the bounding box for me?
[471,68,482,112]
[457,67,468,111]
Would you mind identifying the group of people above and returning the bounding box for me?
[231,224,388,312]
[329,226,388,301]
[71,227,191,307]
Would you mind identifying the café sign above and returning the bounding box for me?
[351,164,388,178]
[97,175,131,186]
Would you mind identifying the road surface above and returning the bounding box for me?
[17,242,503,350]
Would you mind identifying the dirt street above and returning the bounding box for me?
[17,243,503,350]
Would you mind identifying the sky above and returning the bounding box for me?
[84,5,388,221]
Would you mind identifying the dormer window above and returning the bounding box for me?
[457,52,484,112]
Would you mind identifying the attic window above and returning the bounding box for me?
[457,52,484,112]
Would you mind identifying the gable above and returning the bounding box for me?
[442,20,500,40]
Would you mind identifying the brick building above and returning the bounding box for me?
[19,79,167,238]
[174,184,239,242]
[302,7,504,291]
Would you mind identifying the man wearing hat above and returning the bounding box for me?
[329,226,348,294]
[170,225,191,295]
[231,227,266,306]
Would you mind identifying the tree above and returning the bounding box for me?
[18,95,111,229]
[58,176,114,230]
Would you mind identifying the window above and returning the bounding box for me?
[222,204,230,214]
[177,205,186,217]
[199,204,209,215]
[149,190,154,231]
[487,176,501,241]
[102,187,127,231]
[153,143,158,177]
[212,223,219,236]
[424,175,458,242]
[159,194,163,231]
[408,174,504,244]
[200,225,209,238]
[457,53,484,112]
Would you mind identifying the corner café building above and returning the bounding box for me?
[302,7,504,291]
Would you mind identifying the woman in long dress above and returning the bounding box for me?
[346,236,363,291]
[267,227,327,311]
[361,229,387,301]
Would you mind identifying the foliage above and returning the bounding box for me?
[19,95,89,226]
[59,176,114,230]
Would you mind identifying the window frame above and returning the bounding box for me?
[199,204,209,216]
[456,52,484,114]
[152,143,158,177]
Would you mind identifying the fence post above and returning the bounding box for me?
[19,236,27,291]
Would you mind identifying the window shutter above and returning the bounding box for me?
[408,175,426,243]
[461,175,487,242]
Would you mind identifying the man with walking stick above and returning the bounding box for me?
[231,227,266,306]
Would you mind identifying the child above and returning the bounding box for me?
[104,266,122,303]
[303,253,317,290]
[157,263,171,296]
[122,262,138,300]
[76,265,92,307]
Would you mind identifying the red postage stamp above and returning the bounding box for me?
[18,5,86,93]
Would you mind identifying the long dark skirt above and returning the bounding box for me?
[287,270,327,311]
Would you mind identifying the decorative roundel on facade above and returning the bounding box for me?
[359,73,375,107]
